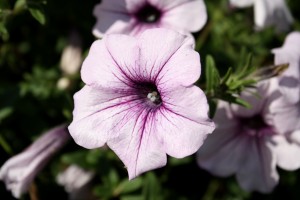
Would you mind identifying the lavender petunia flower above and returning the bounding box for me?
[0,124,70,198]
[68,28,215,179]
[229,0,294,32]
[57,165,95,200]
[92,0,207,37]
[197,78,300,193]
[272,32,300,105]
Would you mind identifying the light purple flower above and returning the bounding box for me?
[272,32,300,105]
[68,28,215,179]
[229,0,294,32]
[57,165,95,200]
[0,124,70,198]
[92,0,207,37]
[197,78,300,193]
[270,32,300,136]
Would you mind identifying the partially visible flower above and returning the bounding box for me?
[68,28,215,179]
[229,0,294,32]
[197,78,300,193]
[0,124,70,198]
[92,0,207,37]
[57,165,95,200]
[272,32,300,105]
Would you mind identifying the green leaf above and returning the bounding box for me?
[14,0,26,13]
[143,172,162,200]
[114,178,143,196]
[221,67,232,85]
[205,55,220,94]
[28,6,46,25]
[220,94,251,108]
[0,22,9,40]
[0,107,13,122]
[121,195,144,200]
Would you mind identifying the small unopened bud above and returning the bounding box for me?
[57,77,72,90]
[60,31,82,76]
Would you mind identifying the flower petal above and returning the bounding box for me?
[271,134,300,170]
[92,0,132,38]
[69,85,141,149]
[231,80,271,117]
[272,32,300,105]
[270,96,300,134]
[254,0,293,32]
[197,101,246,176]
[160,0,207,32]
[107,109,167,179]
[138,28,199,87]
[81,35,138,88]
[236,139,278,193]
[159,86,215,158]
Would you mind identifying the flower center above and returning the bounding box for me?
[147,91,161,104]
[239,114,273,137]
[134,82,162,106]
[135,4,161,23]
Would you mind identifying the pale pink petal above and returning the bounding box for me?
[149,0,199,11]
[198,133,249,177]
[271,134,300,170]
[92,0,132,38]
[107,109,167,179]
[231,80,271,117]
[272,32,300,104]
[229,0,254,8]
[270,96,300,134]
[254,0,293,32]
[138,28,199,88]
[197,101,246,176]
[159,86,215,158]
[236,139,278,193]
[81,36,138,88]
[160,0,207,32]
[125,0,147,12]
[69,85,143,149]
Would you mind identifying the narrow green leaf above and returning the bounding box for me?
[114,178,143,196]
[28,6,46,24]
[121,195,144,200]
[220,94,251,108]
[205,55,220,93]
[14,0,26,13]
[0,22,9,40]
[0,134,13,155]
[221,67,233,85]
[0,107,13,122]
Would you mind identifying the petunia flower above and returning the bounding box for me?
[68,28,215,179]
[229,0,294,32]
[57,165,95,200]
[272,32,300,105]
[92,0,207,37]
[197,78,300,193]
[0,124,70,198]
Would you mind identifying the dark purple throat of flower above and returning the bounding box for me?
[239,114,273,137]
[134,4,161,23]
[135,82,162,106]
